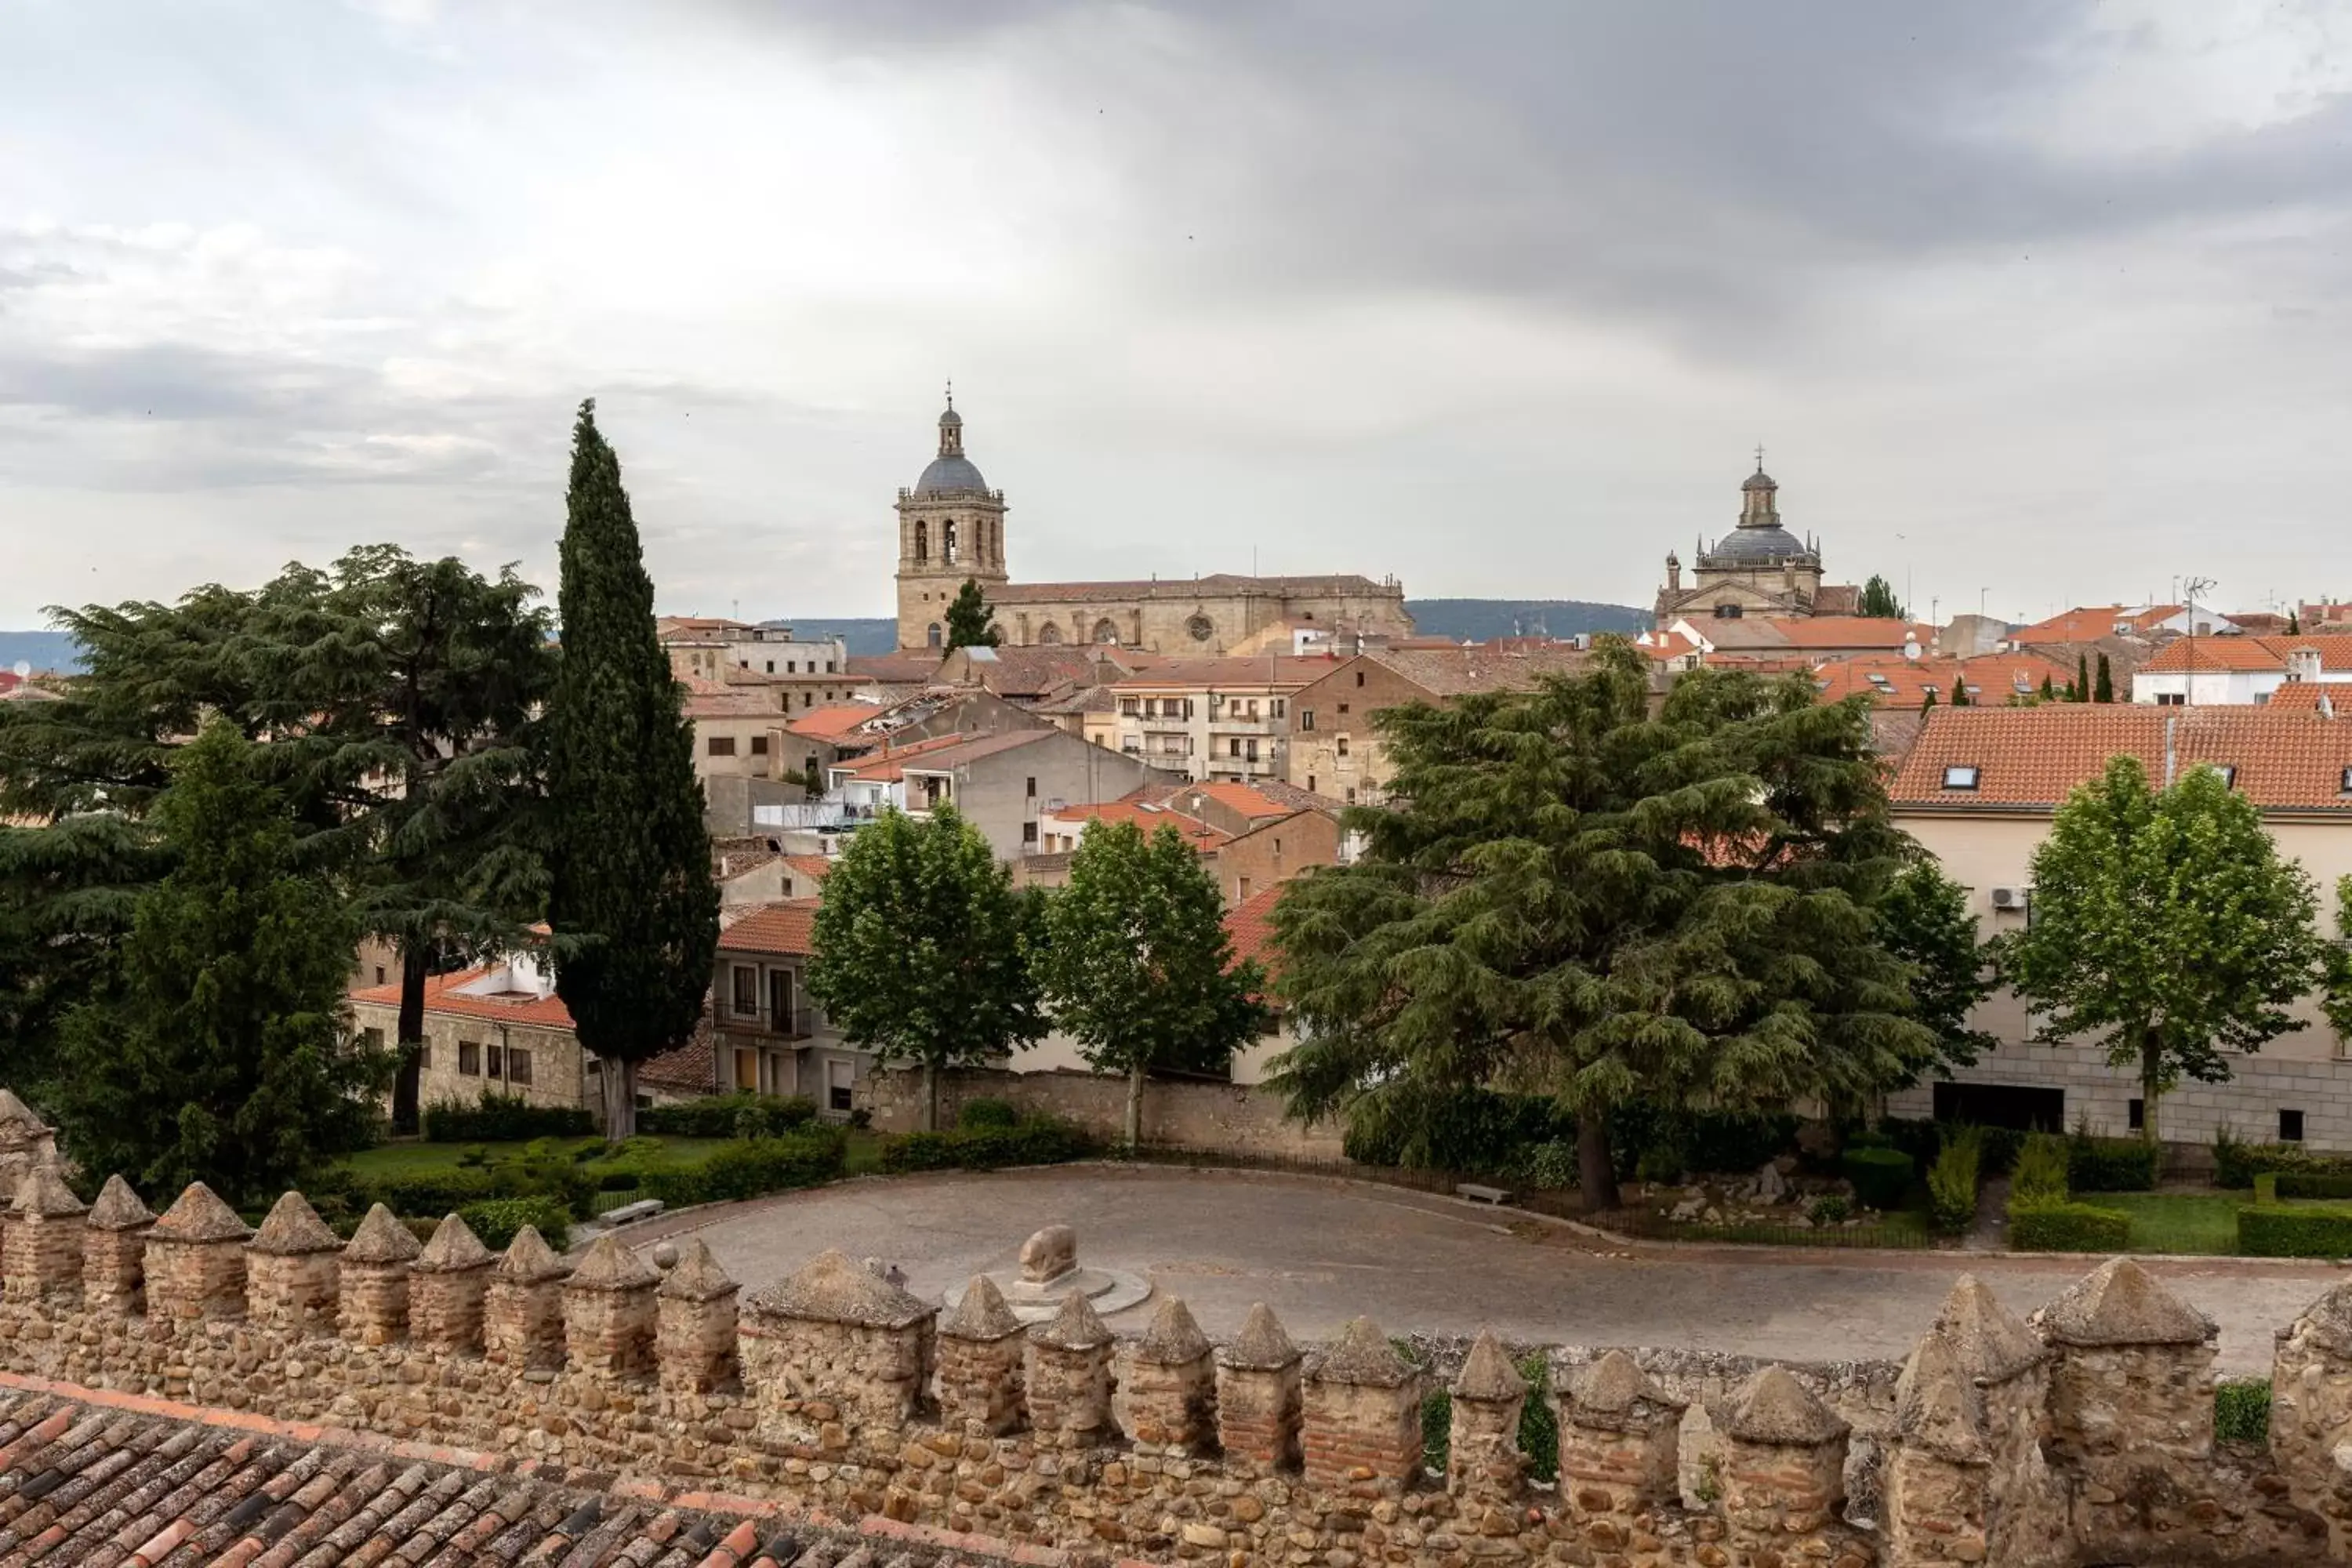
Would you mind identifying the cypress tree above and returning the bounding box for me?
[943,578,1001,652]
[2038,674,2056,702]
[2095,652,2115,703]
[1949,673,1971,707]
[547,401,719,1139]
[2288,611,2302,634]
[2075,652,2092,702]
[1920,687,1936,713]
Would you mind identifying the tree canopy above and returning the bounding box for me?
[944,579,1002,652]
[1857,575,1907,619]
[1266,639,1938,1210]
[1999,756,2327,1142]
[808,804,1045,1130]
[546,401,718,1139]
[1037,819,1269,1148]
[45,720,390,1203]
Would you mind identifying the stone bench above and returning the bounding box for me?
[1455,1182,1512,1206]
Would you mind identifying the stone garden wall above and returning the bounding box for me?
[857,1066,1350,1162]
[0,1091,2347,1567]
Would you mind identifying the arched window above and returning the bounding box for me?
[927,622,943,648]
[1092,619,1121,644]
[914,521,928,563]
[945,520,960,565]
[1037,622,1063,644]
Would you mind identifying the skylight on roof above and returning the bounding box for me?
[2341,766,2352,795]
[1942,765,1980,790]
[2210,764,2238,789]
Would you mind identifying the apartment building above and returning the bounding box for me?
[1286,645,1591,802]
[1106,657,1328,784]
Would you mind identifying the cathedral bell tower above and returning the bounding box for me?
[895,388,1011,651]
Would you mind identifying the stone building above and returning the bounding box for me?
[892,394,1413,653]
[1653,459,1860,623]
[1286,645,1593,804]
[347,953,591,1116]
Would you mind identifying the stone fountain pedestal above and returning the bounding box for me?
[942,1223,1151,1325]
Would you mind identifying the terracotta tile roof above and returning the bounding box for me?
[788,702,891,742]
[2267,681,2336,713]
[684,683,784,719]
[1363,645,1592,696]
[1178,780,1298,820]
[1236,778,1345,812]
[2010,605,2183,644]
[890,730,1058,774]
[0,1377,1022,1567]
[2140,635,2352,674]
[837,733,974,782]
[844,650,948,683]
[348,967,575,1029]
[783,854,837,884]
[1109,656,1336,691]
[1030,682,1118,716]
[1812,651,2071,710]
[1044,799,1231,850]
[720,900,821,957]
[1763,617,1936,652]
[1002,572,1396,604]
[1810,584,1862,616]
[1889,706,2352,811]
[1224,884,1285,979]
[638,1010,719,1094]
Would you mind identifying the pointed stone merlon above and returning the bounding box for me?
[82,1174,154,1316]
[143,1181,251,1321]
[1025,1290,1119,1447]
[339,1203,423,1345]
[2274,1276,2352,1559]
[1123,1295,1215,1455]
[741,1247,935,1438]
[1884,1330,1992,1566]
[1218,1302,1304,1473]
[564,1233,661,1378]
[656,1238,740,1395]
[485,1225,572,1370]
[1446,1329,1530,1504]
[0,1088,58,1193]
[1556,1350,1687,1525]
[1715,1367,1850,1546]
[411,1213,495,1353]
[1302,1316,1424,1491]
[4,1164,88,1304]
[2031,1258,2218,1472]
[935,1275,1026,1436]
[245,1190,343,1333]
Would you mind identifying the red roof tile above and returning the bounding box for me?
[719,900,820,957]
[1889,706,2352,811]
[2140,635,2352,674]
[1179,780,1297,820]
[1044,799,1231,850]
[787,702,890,742]
[348,967,574,1028]
[1813,651,2071,710]
[1224,884,1286,979]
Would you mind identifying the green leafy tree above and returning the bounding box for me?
[808,804,1044,1130]
[2076,653,2092,702]
[2094,653,2115,703]
[546,401,719,1139]
[1266,641,1936,1212]
[1875,861,1995,1080]
[800,755,824,797]
[943,579,1001,652]
[46,721,390,1203]
[2325,876,2352,1047]
[1998,757,2328,1143]
[1038,820,1271,1149]
[0,815,169,1091]
[1857,575,1907,619]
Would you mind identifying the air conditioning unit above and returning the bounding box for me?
[1990,886,2029,911]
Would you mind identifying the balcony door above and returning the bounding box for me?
[768,967,795,1036]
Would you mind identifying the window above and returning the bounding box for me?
[2156,692,2184,706]
[486,1043,505,1080]
[1023,822,1039,845]
[1272,699,1286,718]
[1346,786,1358,803]
[418,1042,431,1070]
[1120,698,1140,716]
[458,1040,481,1076]
[731,964,759,1017]
[507,1048,532,1086]
[803,691,814,708]
[765,660,775,673]
[1941,765,1979,790]
[1299,710,1315,731]
[1338,702,1349,715]
[361,1026,384,1054]
[826,660,837,673]
[1229,738,1243,758]
[750,734,769,755]
[1355,671,1365,687]
[770,969,795,1036]
[2128,1098,2144,1131]
[1236,876,1252,902]
[2209,764,2238,789]
[708,736,737,757]
[374,966,387,985]
[927,622,943,648]
[1715,603,1744,619]
[2340,766,2352,795]
[2282,1109,2307,1143]
[1337,737,1350,757]
[1306,774,1316,793]
[1025,776,1036,798]
[1245,739,1259,762]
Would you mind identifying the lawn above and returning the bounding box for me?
[339,1136,731,1177]
[2076,1190,2250,1255]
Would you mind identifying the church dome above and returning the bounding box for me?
[1742,468,1777,493]
[1706,524,1806,562]
[914,453,989,494]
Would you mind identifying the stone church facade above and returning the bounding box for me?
[1653,460,1860,623]
[894,397,1413,653]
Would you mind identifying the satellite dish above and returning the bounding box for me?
[10,661,28,680]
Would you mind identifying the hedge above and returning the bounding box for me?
[2067,1134,2158,1192]
[2212,1134,2340,1191]
[639,1093,818,1139]
[1880,1119,2025,1178]
[2238,1203,2352,1259]
[636,1130,847,1207]
[422,1094,596,1143]
[1841,1146,1915,1211]
[2274,1172,2352,1201]
[458,1196,572,1252]
[2007,1198,2131,1252]
[879,1119,1096,1174]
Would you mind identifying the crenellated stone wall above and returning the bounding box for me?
[2,1143,2350,1564]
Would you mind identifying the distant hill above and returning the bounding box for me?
[1404,599,1650,643]
[774,618,902,657]
[0,631,82,674]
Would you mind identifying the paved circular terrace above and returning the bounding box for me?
[630,1163,2343,1374]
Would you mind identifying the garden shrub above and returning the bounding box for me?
[1515,1352,1557,1483]
[422,1093,594,1143]
[1634,1143,1685,1185]
[1345,1088,1572,1174]
[357,1167,499,1216]
[2274,1172,2352,1201]
[639,1093,818,1139]
[487,1142,601,1219]
[1926,1126,1983,1236]
[1875,1118,1936,1167]
[458,1196,571,1252]
[2007,1197,2130,1251]
[2215,1379,2272,1444]
[1841,1146,1915,1211]
[959,1098,1021,1130]
[637,1129,847,1207]
[2211,1129,2334,1190]
[1807,1195,1851,1227]
[1516,1140,1580,1192]
[879,1119,1096,1174]
[2252,1173,2279,1204]
[2238,1203,2352,1259]
[2011,1134,2071,1204]
[2067,1131,2158,1192]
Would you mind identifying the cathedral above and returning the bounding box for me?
[1652,459,1860,622]
[892,396,1414,654]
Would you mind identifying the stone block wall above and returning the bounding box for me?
[9,1139,2352,1565]
[855,1064,1349,1160]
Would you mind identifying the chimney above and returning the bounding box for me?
[2164,714,2177,788]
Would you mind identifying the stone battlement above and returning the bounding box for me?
[0,1140,2347,1563]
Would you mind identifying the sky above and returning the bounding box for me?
[5,0,2352,630]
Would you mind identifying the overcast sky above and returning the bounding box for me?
[5,1,2351,630]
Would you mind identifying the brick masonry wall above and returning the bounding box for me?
[9,1161,2352,1564]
